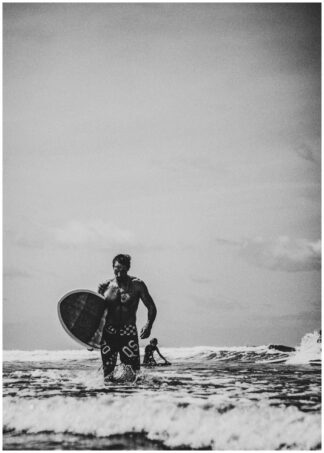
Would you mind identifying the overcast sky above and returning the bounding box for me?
[3,3,321,350]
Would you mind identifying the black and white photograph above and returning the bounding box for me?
[3,2,321,450]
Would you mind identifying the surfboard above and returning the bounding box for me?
[58,290,108,349]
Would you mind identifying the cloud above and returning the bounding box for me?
[240,236,321,272]
[189,293,247,311]
[214,237,241,246]
[295,140,321,165]
[190,276,213,284]
[7,219,172,253]
[254,309,321,328]
[275,310,320,322]
[4,267,32,279]
[53,220,134,248]
[6,225,48,249]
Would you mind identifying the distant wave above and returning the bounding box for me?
[2,346,280,363]
[2,349,93,362]
[3,331,321,365]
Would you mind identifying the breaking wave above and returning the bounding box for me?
[3,395,321,450]
[4,331,321,365]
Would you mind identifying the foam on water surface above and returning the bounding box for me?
[4,331,321,364]
[3,331,321,450]
[287,331,322,364]
[3,394,321,450]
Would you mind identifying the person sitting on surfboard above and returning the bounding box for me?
[143,338,170,366]
[98,254,157,381]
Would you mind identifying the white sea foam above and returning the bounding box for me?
[3,332,321,450]
[3,331,321,365]
[2,349,94,362]
[158,345,271,361]
[1,345,274,363]
[286,331,321,364]
[3,395,320,450]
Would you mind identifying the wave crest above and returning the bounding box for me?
[3,395,320,450]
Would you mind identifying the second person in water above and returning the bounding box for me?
[143,338,171,366]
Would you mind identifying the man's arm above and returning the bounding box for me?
[98,280,110,296]
[156,346,170,364]
[138,281,157,339]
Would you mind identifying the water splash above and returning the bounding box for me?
[287,331,321,364]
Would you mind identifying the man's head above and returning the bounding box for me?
[150,338,158,346]
[112,254,131,280]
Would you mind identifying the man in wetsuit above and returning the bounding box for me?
[143,338,170,366]
[98,254,157,381]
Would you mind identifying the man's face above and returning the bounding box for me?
[113,261,128,280]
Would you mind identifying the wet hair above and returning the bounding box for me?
[150,338,158,345]
[112,254,131,270]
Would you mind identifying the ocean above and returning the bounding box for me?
[3,331,321,450]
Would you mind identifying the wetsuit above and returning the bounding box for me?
[143,344,157,365]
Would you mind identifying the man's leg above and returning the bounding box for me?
[100,325,119,379]
[119,324,140,372]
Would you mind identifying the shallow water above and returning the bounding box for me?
[3,337,322,450]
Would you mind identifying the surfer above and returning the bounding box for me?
[98,254,157,381]
[143,338,170,366]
